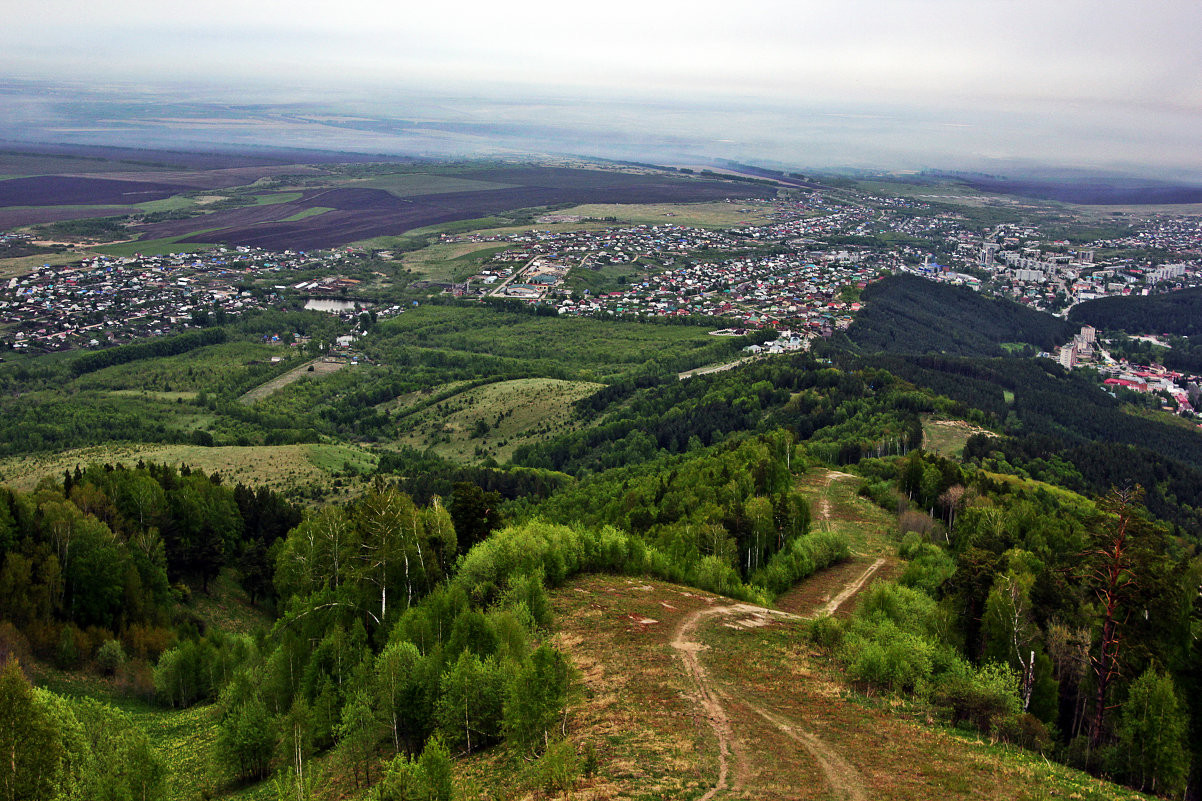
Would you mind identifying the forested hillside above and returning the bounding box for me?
[846,274,1075,356]
[1070,287,1202,337]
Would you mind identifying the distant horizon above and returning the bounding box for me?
[4,0,1200,180]
[4,77,1202,187]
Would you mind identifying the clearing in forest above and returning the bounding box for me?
[238,358,347,404]
[0,442,376,496]
[386,377,601,463]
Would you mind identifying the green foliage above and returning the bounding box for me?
[0,661,65,801]
[808,614,844,651]
[535,739,580,796]
[217,696,275,782]
[71,328,229,377]
[436,651,504,754]
[932,662,1022,731]
[373,736,452,801]
[96,638,126,675]
[749,530,850,595]
[897,543,956,595]
[503,644,571,757]
[1116,667,1189,796]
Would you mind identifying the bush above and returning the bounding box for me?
[897,545,956,596]
[96,639,126,676]
[536,739,579,796]
[808,615,844,651]
[992,713,1052,752]
[56,625,82,669]
[932,662,1020,731]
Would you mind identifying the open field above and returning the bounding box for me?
[0,442,377,494]
[400,241,512,282]
[921,416,996,458]
[0,175,193,206]
[375,305,741,381]
[2,153,776,252]
[0,204,138,228]
[239,357,347,404]
[0,250,86,278]
[388,377,601,462]
[563,200,774,227]
[92,233,223,257]
[357,172,517,197]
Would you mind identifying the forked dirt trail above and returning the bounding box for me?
[811,558,886,618]
[670,601,866,800]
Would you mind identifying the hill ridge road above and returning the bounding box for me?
[669,557,881,800]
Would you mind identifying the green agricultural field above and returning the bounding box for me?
[253,191,303,205]
[279,205,333,222]
[563,200,774,227]
[357,172,517,197]
[400,241,512,282]
[93,231,223,257]
[388,377,601,462]
[135,195,202,213]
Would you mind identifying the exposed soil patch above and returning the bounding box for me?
[0,176,193,206]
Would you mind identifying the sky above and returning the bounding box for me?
[4,0,1201,175]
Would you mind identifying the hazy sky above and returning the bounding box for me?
[4,0,1201,173]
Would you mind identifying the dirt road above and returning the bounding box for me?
[670,592,873,800]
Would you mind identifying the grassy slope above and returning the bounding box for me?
[387,377,602,463]
[0,442,376,495]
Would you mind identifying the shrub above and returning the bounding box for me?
[932,662,1020,731]
[536,739,579,796]
[808,615,844,651]
[897,545,956,596]
[992,713,1052,752]
[96,639,126,676]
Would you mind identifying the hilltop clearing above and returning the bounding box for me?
[546,573,1150,801]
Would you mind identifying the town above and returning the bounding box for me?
[3,187,1202,383]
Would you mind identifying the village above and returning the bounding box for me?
[0,242,397,352]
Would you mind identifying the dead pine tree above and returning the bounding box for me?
[1081,486,1143,748]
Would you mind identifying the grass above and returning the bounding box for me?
[357,173,516,198]
[375,305,738,382]
[239,358,345,404]
[564,260,647,296]
[921,415,995,458]
[0,250,85,278]
[136,195,201,213]
[545,573,1154,801]
[72,341,296,393]
[253,191,303,205]
[92,231,223,257]
[562,201,774,228]
[1121,403,1202,433]
[387,377,601,463]
[0,442,377,496]
[795,467,896,557]
[279,206,334,222]
[400,242,512,283]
